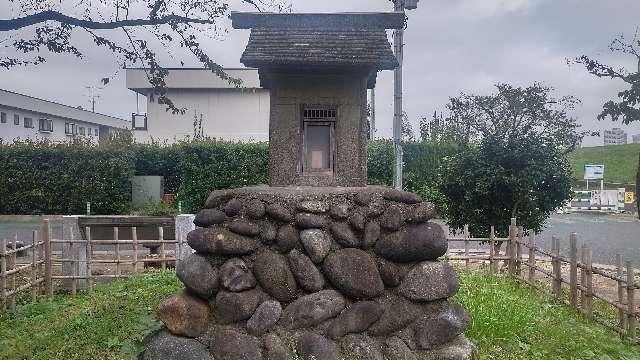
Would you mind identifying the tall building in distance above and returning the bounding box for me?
[632,134,640,144]
[603,128,628,145]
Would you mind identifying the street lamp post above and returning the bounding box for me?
[392,0,419,190]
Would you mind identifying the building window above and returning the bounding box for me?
[39,118,53,132]
[79,126,85,135]
[301,107,336,174]
[24,117,34,128]
[95,128,99,137]
[13,114,19,125]
[65,122,77,135]
[1,112,6,124]
[88,128,92,136]
[132,114,147,130]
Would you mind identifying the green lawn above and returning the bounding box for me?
[569,143,640,184]
[1,270,638,360]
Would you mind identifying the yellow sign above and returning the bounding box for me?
[625,192,635,204]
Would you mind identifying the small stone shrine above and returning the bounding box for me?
[143,12,474,360]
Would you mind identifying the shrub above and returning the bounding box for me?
[0,139,133,215]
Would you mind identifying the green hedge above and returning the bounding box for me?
[0,139,456,215]
[0,139,133,215]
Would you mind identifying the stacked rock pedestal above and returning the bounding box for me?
[144,186,474,360]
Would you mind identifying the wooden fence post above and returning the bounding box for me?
[508,218,517,276]
[464,224,470,270]
[580,243,587,311]
[585,245,593,316]
[43,219,53,297]
[516,225,523,277]
[159,227,166,270]
[617,254,626,333]
[552,236,562,301]
[626,261,636,340]
[132,227,138,274]
[569,233,578,309]
[489,226,496,274]
[527,234,535,290]
[1,237,6,311]
[114,227,120,278]
[85,227,93,292]
[31,230,38,301]
[10,235,17,309]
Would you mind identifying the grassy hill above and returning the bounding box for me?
[569,143,640,184]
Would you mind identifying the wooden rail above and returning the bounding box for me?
[1,219,184,310]
[446,218,639,343]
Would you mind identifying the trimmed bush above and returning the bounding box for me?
[0,139,133,215]
[0,138,455,215]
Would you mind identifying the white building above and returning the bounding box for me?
[603,128,628,145]
[632,134,640,144]
[0,88,130,143]
[126,68,270,143]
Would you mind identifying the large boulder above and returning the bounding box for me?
[219,258,256,292]
[253,250,298,302]
[367,293,426,336]
[327,301,382,339]
[223,198,242,217]
[194,209,225,227]
[297,200,329,213]
[297,333,341,360]
[280,290,346,329]
[227,218,261,236]
[213,288,266,324]
[418,335,475,360]
[143,330,212,360]
[247,300,282,336]
[264,334,294,360]
[413,303,470,350]
[157,291,210,338]
[329,222,359,248]
[323,248,384,299]
[383,189,421,204]
[397,261,459,302]
[187,228,259,255]
[209,327,262,360]
[379,206,403,230]
[375,223,447,263]
[384,337,417,360]
[287,249,325,293]
[245,199,266,219]
[266,203,293,222]
[406,203,436,223]
[296,213,328,229]
[300,229,331,263]
[176,253,218,298]
[276,225,299,253]
[341,334,384,360]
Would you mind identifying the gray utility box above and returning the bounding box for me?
[132,176,164,207]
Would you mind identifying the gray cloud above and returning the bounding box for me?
[1,0,639,146]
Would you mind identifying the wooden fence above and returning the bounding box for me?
[446,218,639,343]
[0,219,182,309]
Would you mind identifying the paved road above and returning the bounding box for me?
[538,213,640,265]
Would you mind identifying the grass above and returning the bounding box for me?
[1,270,639,360]
[454,271,639,359]
[0,270,181,360]
[568,143,640,184]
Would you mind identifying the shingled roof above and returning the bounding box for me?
[239,29,399,70]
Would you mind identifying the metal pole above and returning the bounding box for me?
[393,0,405,190]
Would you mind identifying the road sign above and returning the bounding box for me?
[584,164,604,180]
[625,192,635,204]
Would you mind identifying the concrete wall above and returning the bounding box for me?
[267,71,369,187]
[135,88,269,142]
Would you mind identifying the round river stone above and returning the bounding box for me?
[323,248,384,299]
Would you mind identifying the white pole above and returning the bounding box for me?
[393,0,405,190]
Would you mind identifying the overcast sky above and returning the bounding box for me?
[2,0,640,146]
